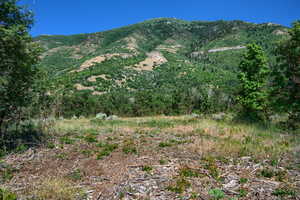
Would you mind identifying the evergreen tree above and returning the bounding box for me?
[237,43,270,120]
[0,0,41,149]
[272,21,300,129]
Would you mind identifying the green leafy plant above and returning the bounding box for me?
[272,187,296,197]
[141,165,153,173]
[179,167,201,178]
[167,177,191,194]
[208,188,225,200]
[96,143,118,159]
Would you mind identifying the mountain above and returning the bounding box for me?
[34,18,289,117]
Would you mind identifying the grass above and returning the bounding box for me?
[96,143,118,159]
[167,177,191,194]
[31,178,86,200]
[179,166,201,178]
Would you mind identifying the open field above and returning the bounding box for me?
[1,116,299,200]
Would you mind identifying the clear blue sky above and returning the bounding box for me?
[20,0,300,36]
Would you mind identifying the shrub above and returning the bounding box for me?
[0,120,44,153]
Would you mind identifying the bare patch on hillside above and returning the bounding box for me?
[133,51,167,71]
[156,39,182,53]
[87,74,109,82]
[124,36,138,52]
[191,45,246,57]
[74,83,106,95]
[72,53,133,73]
[273,29,289,35]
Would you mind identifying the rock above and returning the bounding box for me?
[106,115,118,120]
[95,113,107,120]
[211,113,226,121]
[223,179,239,189]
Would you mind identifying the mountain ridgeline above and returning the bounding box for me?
[35,18,288,117]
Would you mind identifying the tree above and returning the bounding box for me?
[237,43,270,120]
[272,21,300,129]
[0,0,41,149]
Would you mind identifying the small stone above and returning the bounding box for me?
[223,179,239,189]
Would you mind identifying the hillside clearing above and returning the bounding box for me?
[1,116,299,200]
[133,51,167,71]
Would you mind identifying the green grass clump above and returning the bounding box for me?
[179,167,201,178]
[208,188,225,200]
[272,187,296,197]
[158,142,172,148]
[0,188,17,200]
[67,169,82,181]
[59,136,75,145]
[0,165,17,183]
[167,177,191,194]
[96,143,118,159]
[260,168,274,178]
[84,134,98,143]
[141,165,153,172]
[202,156,220,180]
[239,177,248,184]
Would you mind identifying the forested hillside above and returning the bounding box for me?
[34,18,288,117]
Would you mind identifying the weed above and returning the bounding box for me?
[260,168,274,178]
[159,159,167,165]
[167,177,191,194]
[239,177,248,184]
[158,142,172,148]
[202,156,220,179]
[59,136,75,145]
[122,139,137,154]
[274,170,287,182]
[119,191,125,199]
[46,142,55,149]
[0,188,17,200]
[84,134,98,143]
[97,143,118,159]
[67,169,82,181]
[208,188,225,200]
[272,187,296,197]
[15,144,28,153]
[0,165,17,183]
[142,165,153,172]
[56,153,67,160]
[238,188,248,197]
[80,149,93,156]
[179,167,201,178]
[190,192,199,199]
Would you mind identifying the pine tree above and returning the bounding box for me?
[272,21,300,129]
[237,43,270,121]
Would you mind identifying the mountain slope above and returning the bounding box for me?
[34,18,289,117]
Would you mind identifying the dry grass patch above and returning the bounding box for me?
[30,177,85,200]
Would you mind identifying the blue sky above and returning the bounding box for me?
[20,0,300,36]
